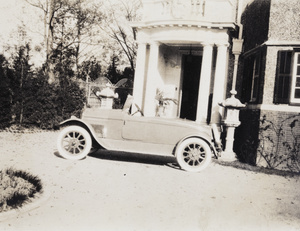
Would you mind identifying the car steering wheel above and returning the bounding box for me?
[131,103,144,116]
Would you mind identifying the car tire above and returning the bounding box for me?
[57,125,92,160]
[176,138,212,172]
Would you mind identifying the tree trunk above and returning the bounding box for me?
[19,61,24,125]
[46,0,56,84]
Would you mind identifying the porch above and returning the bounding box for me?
[131,0,237,124]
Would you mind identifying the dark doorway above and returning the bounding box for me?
[180,55,202,121]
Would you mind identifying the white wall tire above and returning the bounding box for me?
[176,138,212,172]
[57,125,92,160]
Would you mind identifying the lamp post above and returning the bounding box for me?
[218,37,245,161]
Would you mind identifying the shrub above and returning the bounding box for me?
[0,168,43,212]
[20,76,85,129]
[0,55,13,128]
[257,114,300,172]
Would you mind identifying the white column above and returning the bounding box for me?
[211,43,229,124]
[132,42,147,108]
[196,43,213,124]
[143,42,160,117]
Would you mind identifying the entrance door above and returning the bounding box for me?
[180,55,202,121]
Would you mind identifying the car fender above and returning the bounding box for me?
[59,116,103,148]
[175,133,218,158]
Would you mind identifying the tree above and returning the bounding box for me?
[99,0,141,72]
[26,0,103,83]
[25,0,64,83]
[105,55,123,84]
[78,56,102,82]
[11,43,33,125]
[0,55,13,128]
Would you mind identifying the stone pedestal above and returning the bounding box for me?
[219,90,245,161]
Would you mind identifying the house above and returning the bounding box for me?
[235,0,300,171]
[131,0,300,171]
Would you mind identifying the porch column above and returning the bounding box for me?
[143,41,160,117]
[196,43,213,124]
[211,43,229,124]
[132,42,147,108]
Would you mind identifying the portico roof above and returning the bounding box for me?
[131,20,237,30]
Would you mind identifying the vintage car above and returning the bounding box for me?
[57,96,220,172]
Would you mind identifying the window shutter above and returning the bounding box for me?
[274,51,292,104]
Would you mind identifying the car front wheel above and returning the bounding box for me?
[176,138,212,172]
[57,125,92,160]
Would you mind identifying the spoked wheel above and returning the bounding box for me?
[57,125,92,160]
[176,138,212,172]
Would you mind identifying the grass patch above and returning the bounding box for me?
[0,168,43,212]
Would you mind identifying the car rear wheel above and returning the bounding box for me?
[57,125,92,160]
[176,138,211,172]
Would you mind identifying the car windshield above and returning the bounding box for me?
[122,95,134,113]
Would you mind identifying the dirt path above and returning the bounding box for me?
[0,131,299,231]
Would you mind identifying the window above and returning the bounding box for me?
[291,52,300,104]
[250,55,260,102]
[274,51,292,104]
[274,51,300,105]
[242,53,261,103]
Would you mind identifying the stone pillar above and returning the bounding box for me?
[196,43,213,124]
[211,43,229,124]
[143,42,160,117]
[219,91,245,161]
[132,42,147,108]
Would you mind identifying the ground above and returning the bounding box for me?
[0,131,299,231]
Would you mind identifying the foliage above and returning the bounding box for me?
[0,168,43,212]
[19,72,85,129]
[106,55,123,84]
[25,0,104,83]
[11,43,33,125]
[78,56,102,81]
[155,88,178,106]
[155,88,178,117]
[239,137,259,165]
[98,0,140,71]
[0,0,139,129]
[257,114,300,172]
[0,43,85,130]
[0,55,13,128]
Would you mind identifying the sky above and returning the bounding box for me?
[0,0,45,65]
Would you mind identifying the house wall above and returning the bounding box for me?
[268,0,300,41]
[236,0,300,172]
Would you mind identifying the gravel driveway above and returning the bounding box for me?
[0,131,299,231]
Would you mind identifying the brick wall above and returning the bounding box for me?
[235,108,300,172]
[269,0,300,41]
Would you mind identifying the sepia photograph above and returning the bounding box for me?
[0,0,299,230]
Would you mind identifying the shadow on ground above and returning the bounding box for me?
[214,159,300,178]
[89,149,179,169]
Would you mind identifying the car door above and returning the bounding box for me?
[121,114,149,141]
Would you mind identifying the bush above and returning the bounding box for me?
[0,55,13,129]
[257,114,300,172]
[0,87,12,129]
[20,75,85,129]
[0,168,43,212]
